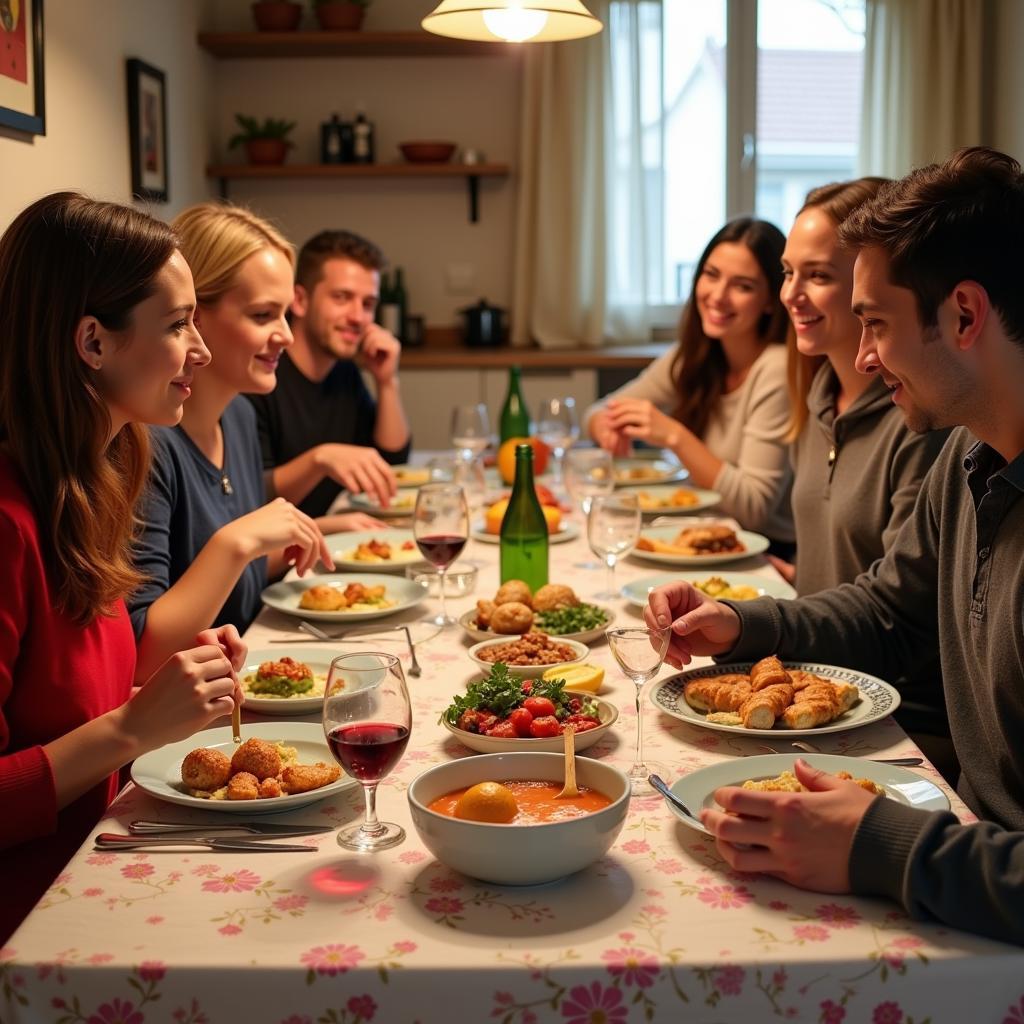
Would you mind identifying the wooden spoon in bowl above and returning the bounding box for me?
[557,725,580,799]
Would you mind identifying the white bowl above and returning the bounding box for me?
[405,560,479,598]
[467,636,589,678]
[407,752,630,885]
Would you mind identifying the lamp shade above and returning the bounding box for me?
[422,1,603,43]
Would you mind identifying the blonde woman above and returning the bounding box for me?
[129,204,335,680]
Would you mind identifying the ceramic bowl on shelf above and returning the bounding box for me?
[399,141,457,163]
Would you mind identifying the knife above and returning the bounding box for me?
[648,774,705,829]
[129,819,332,837]
[95,832,315,853]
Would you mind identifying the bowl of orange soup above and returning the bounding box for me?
[407,752,630,885]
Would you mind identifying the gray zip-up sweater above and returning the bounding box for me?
[721,428,1024,944]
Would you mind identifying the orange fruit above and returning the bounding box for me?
[454,781,519,823]
[497,437,550,485]
[484,498,560,535]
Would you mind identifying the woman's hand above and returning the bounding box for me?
[589,408,632,457]
[643,581,741,667]
[329,511,388,532]
[603,398,681,449]
[767,555,796,585]
[196,624,247,675]
[219,497,333,576]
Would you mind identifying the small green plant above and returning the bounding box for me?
[228,114,296,149]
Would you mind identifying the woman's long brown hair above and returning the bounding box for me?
[0,193,178,624]
[670,218,788,438]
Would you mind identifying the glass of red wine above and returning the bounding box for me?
[413,482,469,628]
[323,652,412,852]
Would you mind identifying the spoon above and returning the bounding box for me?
[647,774,701,823]
[556,725,580,799]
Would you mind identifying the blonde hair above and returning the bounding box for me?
[171,202,294,305]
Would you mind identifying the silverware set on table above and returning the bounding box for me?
[94,820,332,852]
[270,621,423,677]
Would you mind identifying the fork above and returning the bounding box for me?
[757,743,923,767]
[297,621,422,678]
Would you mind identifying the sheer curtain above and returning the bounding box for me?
[859,0,984,177]
[511,0,663,348]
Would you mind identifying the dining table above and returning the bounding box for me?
[4,483,1024,1024]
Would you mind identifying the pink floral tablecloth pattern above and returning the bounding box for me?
[5,515,1023,1024]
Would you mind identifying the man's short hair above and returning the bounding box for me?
[839,146,1024,345]
[295,230,386,292]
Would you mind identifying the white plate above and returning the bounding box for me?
[324,529,421,574]
[458,603,614,645]
[664,753,949,835]
[240,648,335,716]
[612,457,689,487]
[348,488,419,517]
[261,572,427,622]
[471,521,581,545]
[131,722,356,814]
[467,636,589,678]
[651,661,901,737]
[630,525,770,566]
[621,571,796,607]
[620,484,721,516]
[443,697,619,754]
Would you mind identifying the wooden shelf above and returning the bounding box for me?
[197,30,521,59]
[206,163,510,222]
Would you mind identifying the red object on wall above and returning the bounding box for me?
[0,6,28,84]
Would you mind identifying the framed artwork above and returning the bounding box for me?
[126,57,168,202]
[0,0,46,135]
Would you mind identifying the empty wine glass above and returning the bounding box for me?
[587,492,640,599]
[606,627,671,793]
[565,448,614,569]
[413,483,469,627]
[323,652,412,851]
[535,397,579,488]
[428,453,487,511]
[451,403,491,459]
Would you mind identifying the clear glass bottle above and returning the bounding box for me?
[500,443,549,590]
[499,365,530,442]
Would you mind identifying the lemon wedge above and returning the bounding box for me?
[453,781,519,823]
[544,662,605,694]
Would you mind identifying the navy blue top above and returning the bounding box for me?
[130,397,268,638]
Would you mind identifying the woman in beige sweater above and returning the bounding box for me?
[584,218,793,547]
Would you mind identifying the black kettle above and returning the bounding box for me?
[460,299,506,348]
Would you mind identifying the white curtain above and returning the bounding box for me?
[511,0,661,348]
[859,0,984,177]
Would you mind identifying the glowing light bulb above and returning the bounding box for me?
[482,7,549,42]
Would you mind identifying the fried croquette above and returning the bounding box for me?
[258,776,283,799]
[495,579,532,607]
[475,598,496,629]
[299,584,348,611]
[489,600,535,634]
[281,762,342,794]
[230,738,282,781]
[532,584,578,612]
[226,771,260,800]
[180,747,232,792]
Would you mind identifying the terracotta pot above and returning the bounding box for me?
[314,2,366,31]
[251,1,303,31]
[244,138,291,165]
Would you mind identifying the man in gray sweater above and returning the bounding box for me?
[645,146,1024,945]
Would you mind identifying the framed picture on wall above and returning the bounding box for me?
[126,58,168,202]
[0,0,46,135]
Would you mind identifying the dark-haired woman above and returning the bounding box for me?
[584,218,794,548]
[0,193,244,944]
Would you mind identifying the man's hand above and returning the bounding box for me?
[643,581,741,667]
[314,443,397,506]
[700,759,879,893]
[358,323,401,386]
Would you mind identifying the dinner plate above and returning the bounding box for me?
[467,636,589,678]
[471,521,581,545]
[457,603,615,645]
[443,697,619,754]
[323,529,421,573]
[392,464,431,488]
[348,488,419,517]
[612,457,689,487]
[630,525,770,566]
[621,571,796,607]
[240,647,335,716]
[260,572,427,622]
[651,661,901,737]
[664,753,949,835]
[131,722,356,814]
[621,484,722,516]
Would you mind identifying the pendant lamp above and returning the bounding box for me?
[422,1,603,44]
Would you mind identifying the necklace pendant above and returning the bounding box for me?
[221,474,233,495]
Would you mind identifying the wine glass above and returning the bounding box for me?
[451,403,491,459]
[428,453,487,511]
[606,627,671,793]
[413,483,469,627]
[535,397,580,488]
[587,492,640,599]
[564,448,614,569]
[323,652,412,851]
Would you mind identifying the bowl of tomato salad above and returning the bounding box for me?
[440,663,618,754]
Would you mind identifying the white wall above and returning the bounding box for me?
[991,0,1024,161]
[0,0,215,228]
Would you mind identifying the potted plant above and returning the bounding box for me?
[251,2,303,31]
[312,0,370,32]
[228,115,297,166]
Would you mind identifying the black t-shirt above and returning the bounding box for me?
[246,351,411,518]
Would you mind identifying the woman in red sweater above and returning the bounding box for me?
[0,193,245,945]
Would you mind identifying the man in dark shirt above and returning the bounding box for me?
[247,230,411,521]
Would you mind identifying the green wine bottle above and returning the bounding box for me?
[500,443,549,590]
[499,365,531,442]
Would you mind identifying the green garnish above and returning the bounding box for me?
[440,663,588,725]
[534,602,610,635]
[246,673,314,697]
